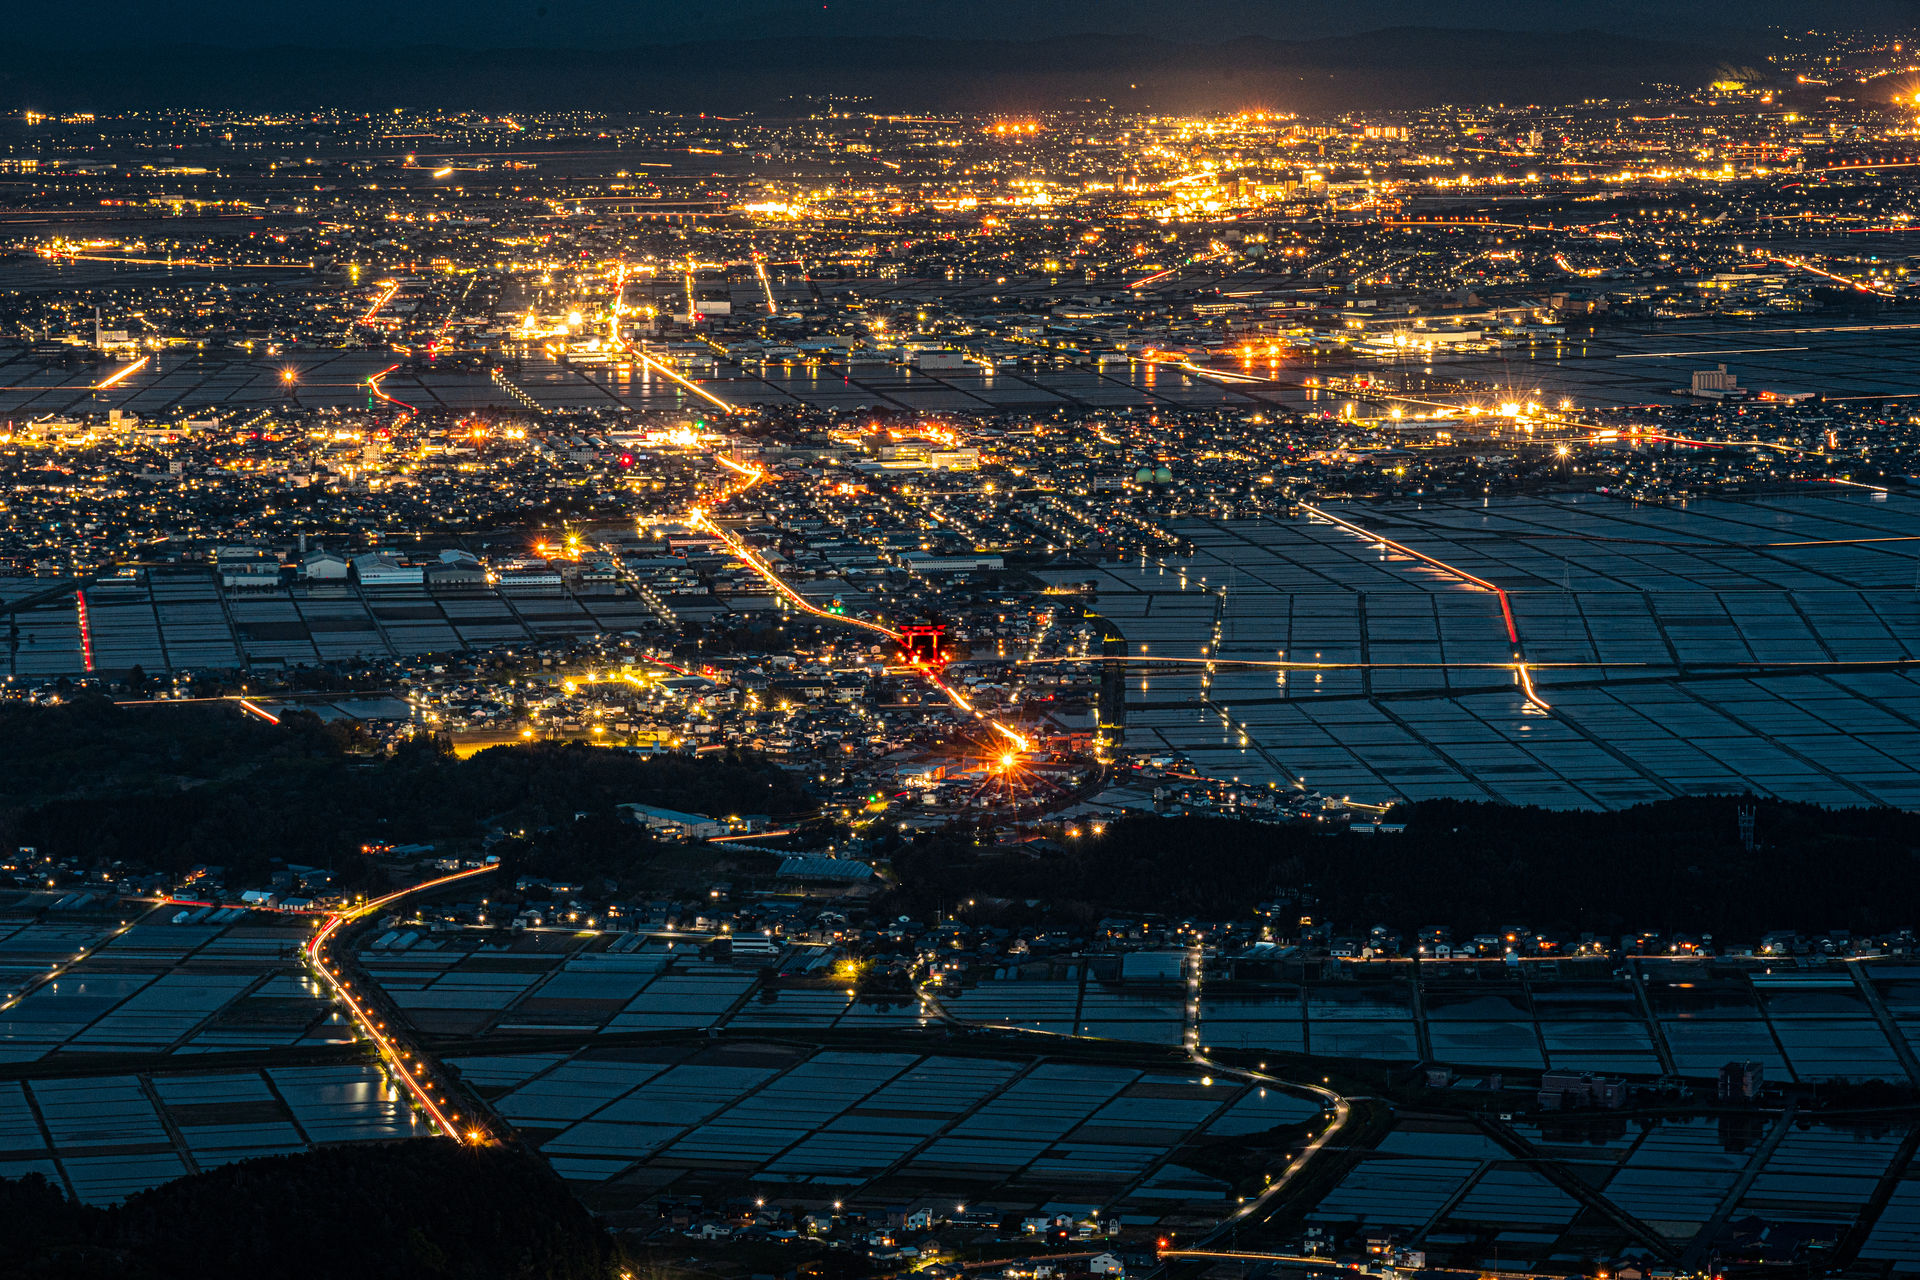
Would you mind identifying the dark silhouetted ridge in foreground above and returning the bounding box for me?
[0,1139,621,1280]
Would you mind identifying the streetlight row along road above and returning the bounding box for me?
[305,864,501,1145]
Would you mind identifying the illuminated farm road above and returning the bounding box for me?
[686,447,1034,752]
[307,865,502,1145]
[1298,500,1550,711]
[1043,489,1920,810]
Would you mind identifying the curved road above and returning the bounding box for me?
[913,938,1357,1246]
[312,876,1359,1251]
[305,865,501,1145]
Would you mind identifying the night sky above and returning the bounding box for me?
[14,0,1920,47]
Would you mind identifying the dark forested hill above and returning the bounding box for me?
[887,798,1920,939]
[0,697,811,886]
[0,1139,620,1280]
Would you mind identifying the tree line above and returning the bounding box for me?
[0,697,812,889]
[885,797,1920,939]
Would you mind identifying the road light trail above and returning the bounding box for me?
[1768,254,1897,297]
[996,654,1646,673]
[635,347,741,414]
[915,938,1353,1225]
[1514,661,1548,708]
[0,908,155,1011]
[1158,1253,1373,1272]
[73,590,94,672]
[1297,501,1549,711]
[1129,244,1232,290]
[306,865,500,1144]
[594,266,742,416]
[685,452,1032,750]
[426,274,475,352]
[92,355,149,390]
[688,506,898,643]
[1160,1252,1487,1277]
[752,250,778,314]
[1135,354,1270,386]
[34,246,311,269]
[604,260,633,349]
[361,279,401,324]
[690,502,1032,749]
[1579,426,1862,466]
[1624,430,1795,453]
[1183,938,1354,1248]
[367,363,416,412]
[1825,476,1899,496]
[1298,502,1517,641]
[923,667,1032,750]
[1614,346,1812,359]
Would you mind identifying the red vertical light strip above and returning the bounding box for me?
[74,589,94,672]
[1299,501,1546,709]
[1299,502,1521,643]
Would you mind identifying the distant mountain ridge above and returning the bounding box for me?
[0,27,1737,113]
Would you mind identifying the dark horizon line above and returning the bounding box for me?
[1,24,1760,52]
[0,28,1771,115]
